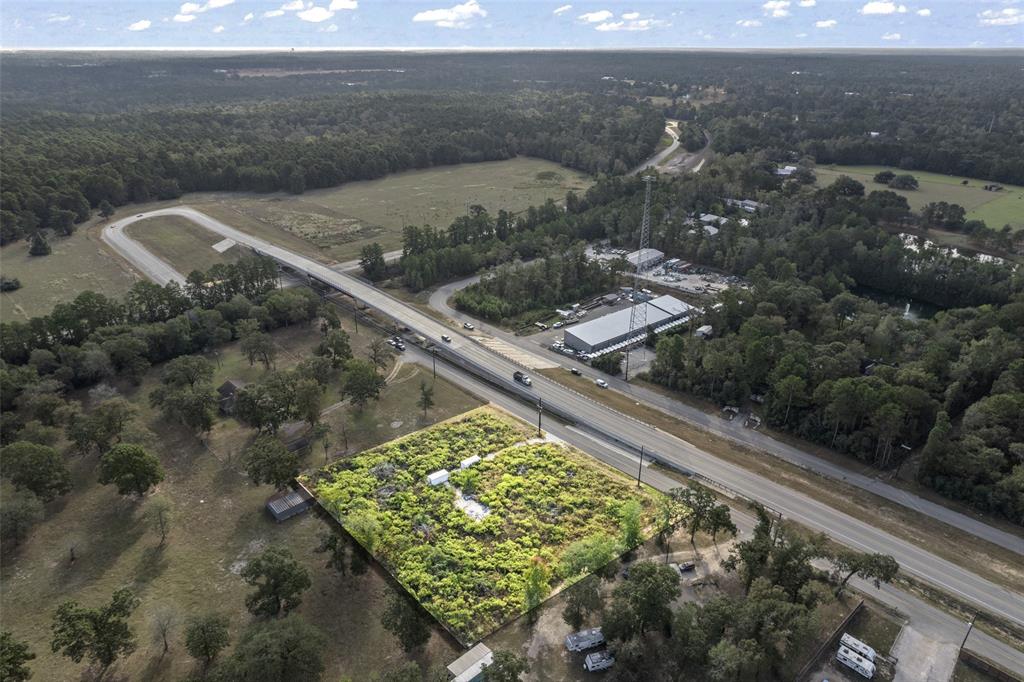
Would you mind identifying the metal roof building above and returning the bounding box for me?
[563,295,694,354]
[266,487,315,523]
[624,248,664,271]
[447,643,493,682]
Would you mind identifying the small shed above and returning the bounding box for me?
[460,455,481,470]
[278,421,312,453]
[426,469,450,486]
[695,324,714,339]
[447,643,493,682]
[266,487,315,523]
[217,379,247,415]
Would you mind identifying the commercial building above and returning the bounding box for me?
[563,294,694,354]
[624,248,664,271]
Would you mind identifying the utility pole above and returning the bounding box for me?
[624,176,655,381]
[636,445,645,487]
[537,398,543,437]
[959,615,976,652]
[431,348,437,379]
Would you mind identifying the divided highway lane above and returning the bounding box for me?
[103,207,1024,632]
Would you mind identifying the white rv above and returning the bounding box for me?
[583,651,615,672]
[565,628,605,652]
[841,633,877,662]
[837,645,875,679]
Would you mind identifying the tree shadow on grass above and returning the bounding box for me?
[134,544,170,586]
[53,497,146,592]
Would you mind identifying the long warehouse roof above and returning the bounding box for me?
[566,295,693,347]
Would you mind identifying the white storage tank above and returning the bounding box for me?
[426,469,450,486]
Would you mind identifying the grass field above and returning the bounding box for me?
[0,318,485,681]
[0,223,137,321]
[126,215,239,275]
[814,165,1024,229]
[304,407,663,644]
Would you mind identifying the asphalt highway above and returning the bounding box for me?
[103,207,1024,632]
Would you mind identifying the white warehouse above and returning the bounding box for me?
[563,295,694,354]
[624,248,664,271]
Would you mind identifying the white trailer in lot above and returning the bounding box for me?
[840,633,877,662]
[565,627,605,652]
[583,651,615,672]
[837,644,875,679]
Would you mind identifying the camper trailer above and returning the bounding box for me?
[583,651,615,672]
[836,645,875,679]
[565,628,605,652]
[840,633,877,662]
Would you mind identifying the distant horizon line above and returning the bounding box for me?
[4,46,1023,54]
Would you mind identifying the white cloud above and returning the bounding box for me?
[179,0,234,15]
[264,9,285,17]
[213,24,225,32]
[736,19,762,27]
[798,0,815,6]
[173,13,196,22]
[916,8,931,16]
[46,14,71,22]
[329,0,358,9]
[622,11,640,20]
[578,10,613,22]
[762,1,790,18]
[882,31,901,39]
[595,17,667,31]
[413,0,487,28]
[207,0,234,8]
[815,18,837,27]
[281,0,305,9]
[553,4,572,15]
[860,2,906,15]
[242,12,254,22]
[179,2,203,13]
[297,6,334,21]
[127,19,151,30]
[321,22,339,31]
[978,7,1023,26]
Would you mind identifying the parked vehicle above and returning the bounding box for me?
[840,634,877,662]
[562,348,576,356]
[535,322,548,330]
[395,342,406,351]
[565,627,605,652]
[553,321,564,328]
[570,367,582,376]
[836,645,875,679]
[513,371,532,386]
[595,379,609,388]
[441,334,452,343]
[584,651,615,672]
[463,322,475,330]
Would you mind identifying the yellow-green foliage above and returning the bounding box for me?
[306,410,660,643]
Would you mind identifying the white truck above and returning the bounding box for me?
[837,644,875,679]
[840,633,877,662]
[583,651,615,672]
[565,628,605,652]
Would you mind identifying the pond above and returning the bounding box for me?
[853,286,941,320]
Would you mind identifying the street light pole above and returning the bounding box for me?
[537,398,543,437]
[959,615,976,652]
[432,348,437,379]
[636,445,645,487]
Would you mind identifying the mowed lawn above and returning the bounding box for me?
[0,320,485,682]
[0,222,138,321]
[814,165,1024,230]
[190,157,593,264]
[126,215,239,276]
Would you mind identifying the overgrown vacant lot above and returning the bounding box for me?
[304,408,663,643]
[814,164,1024,229]
[126,215,239,274]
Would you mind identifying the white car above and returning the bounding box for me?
[441,334,452,343]
[463,322,475,330]
[595,379,609,388]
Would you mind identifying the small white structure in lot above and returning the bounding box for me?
[447,643,493,682]
[584,651,615,672]
[837,644,875,679]
[775,165,798,176]
[426,469,449,486]
[460,455,481,470]
[565,627,605,652]
[695,324,714,339]
[840,633,877,662]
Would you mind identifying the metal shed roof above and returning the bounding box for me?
[448,643,493,682]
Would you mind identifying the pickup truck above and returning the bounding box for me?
[513,371,532,386]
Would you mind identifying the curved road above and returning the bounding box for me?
[102,207,1024,642]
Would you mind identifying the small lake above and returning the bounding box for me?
[853,286,941,320]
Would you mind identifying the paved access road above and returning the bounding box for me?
[102,207,1024,638]
[429,274,1024,558]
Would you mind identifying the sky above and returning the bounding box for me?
[1,0,1021,50]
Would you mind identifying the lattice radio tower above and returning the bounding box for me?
[624,175,655,381]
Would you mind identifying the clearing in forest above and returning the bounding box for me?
[814,164,1024,230]
[301,406,663,644]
